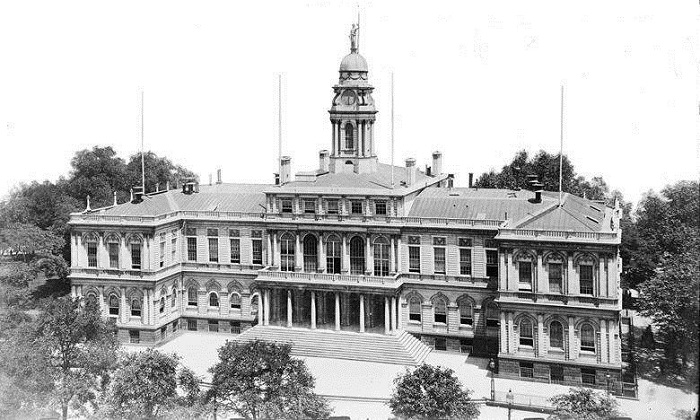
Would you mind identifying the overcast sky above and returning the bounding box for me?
[0,0,697,206]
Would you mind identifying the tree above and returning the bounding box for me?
[0,223,65,261]
[66,146,130,208]
[209,340,331,420]
[388,363,479,420]
[125,151,197,194]
[0,297,119,420]
[548,387,620,420]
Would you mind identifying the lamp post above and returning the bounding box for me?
[506,388,514,420]
[488,358,496,401]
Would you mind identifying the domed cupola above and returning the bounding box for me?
[338,24,369,86]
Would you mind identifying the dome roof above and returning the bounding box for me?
[339,53,368,72]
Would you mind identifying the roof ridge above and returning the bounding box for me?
[512,201,559,228]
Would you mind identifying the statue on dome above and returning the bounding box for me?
[349,24,359,53]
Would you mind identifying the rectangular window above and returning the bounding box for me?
[159,240,165,267]
[434,337,447,351]
[581,368,597,385]
[281,199,293,213]
[580,265,594,295]
[171,237,177,261]
[327,199,339,214]
[252,239,263,265]
[460,338,474,354]
[208,238,219,263]
[351,200,363,215]
[409,246,421,273]
[486,250,499,278]
[304,200,316,214]
[374,201,387,215]
[519,262,532,288]
[129,330,140,344]
[187,319,197,331]
[230,321,241,334]
[130,243,141,270]
[550,365,564,382]
[208,320,219,333]
[549,263,563,293]
[187,238,197,261]
[230,238,240,263]
[433,247,446,274]
[87,242,97,267]
[520,362,534,378]
[172,320,178,332]
[459,248,472,275]
[108,242,119,268]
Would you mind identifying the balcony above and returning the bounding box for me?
[498,291,619,309]
[255,268,400,290]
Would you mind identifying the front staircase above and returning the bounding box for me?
[234,326,431,365]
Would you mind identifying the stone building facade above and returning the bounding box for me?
[68,29,624,391]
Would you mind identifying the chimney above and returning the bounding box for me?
[280,156,292,185]
[132,186,144,203]
[405,158,416,186]
[182,178,197,195]
[166,180,170,191]
[85,195,91,211]
[208,173,212,186]
[156,183,160,192]
[216,168,222,184]
[432,151,442,175]
[319,150,330,173]
[447,174,454,188]
[533,182,544,203]
[468,173,474,188]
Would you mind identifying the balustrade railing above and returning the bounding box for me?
[497,228,619,243]
[256,268,400,285]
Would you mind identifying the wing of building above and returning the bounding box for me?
[68,28,624,392]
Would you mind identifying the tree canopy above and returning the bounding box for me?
[209,340,331,420]
[548,387,620,420]
[388,363,479,420]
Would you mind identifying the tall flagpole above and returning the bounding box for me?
[391,72,395,188]
[141,89,145,194]
[559,84,564,206]
[357,6,360,52]
[278,74,282,179]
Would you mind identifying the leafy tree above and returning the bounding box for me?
[389,363,479,420]
[66,146,130,208]
[125,151,197,194]
[0,297,119,420]
[548,387,620,420]
[0,223,65,261]
[209,340,331,420]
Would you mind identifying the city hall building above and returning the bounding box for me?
[69,29,624,390]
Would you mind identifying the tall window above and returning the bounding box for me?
[349,236,365,274]
[171,287,177,307]
[229,229,240,264]
[518,259,533,289]
[186,227,197,261]
[433,299,447,324]
[209,292,219,307]
[327,200,339,214]
[351,201,363,215]
[303,235,318,272]
[580,264,594,295]
[344,124,354,149]
[409,297,421,322]
[87,240,97,268]
[131,298,141,317]
[549,261,563,293]
[304,200,316,214]
[519,318,534,347]
[373,237,390,276]
[550,321,564,349]
[280,233,295,272]
[580,324,596,352]
[281,199,293,213]
[130,241,142,270]
[171,236,177,261]
[108,295,119,316]
[486,302,499,327]
[230,293,241,310]
[408,236,420,273]
[486,250,499,278]
[251,230,263,265]
[458,299,473,325]
[326,235,341,274]
[108,241,119,268]
[433,237,446,274]
[374,201,387,216]
[208,229,219,263]
[159,237,165,267]
[159,296,165,313]
[459,238,472,275]
[187,287,198,306]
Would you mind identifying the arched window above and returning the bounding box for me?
[171,287,177,307]
[108,295,119,316]
[209,292,219,307]
[344,124,354,150]
[485,301,499,327]
[579,262,595,295]
[130,238,143,270]
[326,235,342,274]
[349,236,365,274]
[303,235,318,272]
[373,237,390,276]
[547,254,564,294]
[409,297,421,322]
[85,293,98,307]
[131,298,141,317]
[550,320,564,349]
[433,299,447,324]
[280,233,295,272]
[580,324,596,353]
[86,237,98,268]
[458,299,473,326]
[517,253,534,290]
[519,318,534,347]
[187,287,198,306]
[230,293,241,310]
[159,297,165,313]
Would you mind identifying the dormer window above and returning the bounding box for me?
[304,200,316,214]
[281,199,293,213]
[351,200,363,215]
[375,201,387,216]
[327,199,339,214]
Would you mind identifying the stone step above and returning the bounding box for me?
[234,326,431,365]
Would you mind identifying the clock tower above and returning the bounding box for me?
[328,24,378,174]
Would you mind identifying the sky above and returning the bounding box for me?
[0,0,697,206]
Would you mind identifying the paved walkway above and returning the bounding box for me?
[124,332,698,420]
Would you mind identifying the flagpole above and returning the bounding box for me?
[391,72,395,189]
[278,74,282,180]
[559,84,564,206]
[141,89,145,194]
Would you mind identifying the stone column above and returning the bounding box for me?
[71,234,78,268]
[142,290,148,325]
[567,316,575,360]
[98,286,105,315]
[391,296,397,332]
[258,291,264,325]
[264,289,270,326]
[331,122,336,155]
[537,313,545,357]
[500,311,508,353]
[508,250,517,291]
[567,253,577,295]
[396,237,402,272]
[287,290,293,327]
[599,319,608,363]
[499,251,508,290]
[384,297,390,334]
[334,292,340,331]
[359,294,365,332]
[537,252,547,293]
[311,291,317,329]
[342,234,350,273]
[266,234,272,266]
[149,289,156,326]
[599,255,606,297]
[295,233,302,271]
[120,287,127,324]
[273,232,280,269]
[318,234,326,273]
[397,296,402,331]
[365,236,374,275]
[389,236,396,275]
[98,234,105,268]
[507,312,514,354]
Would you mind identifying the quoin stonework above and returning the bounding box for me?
[68,28,624,392]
